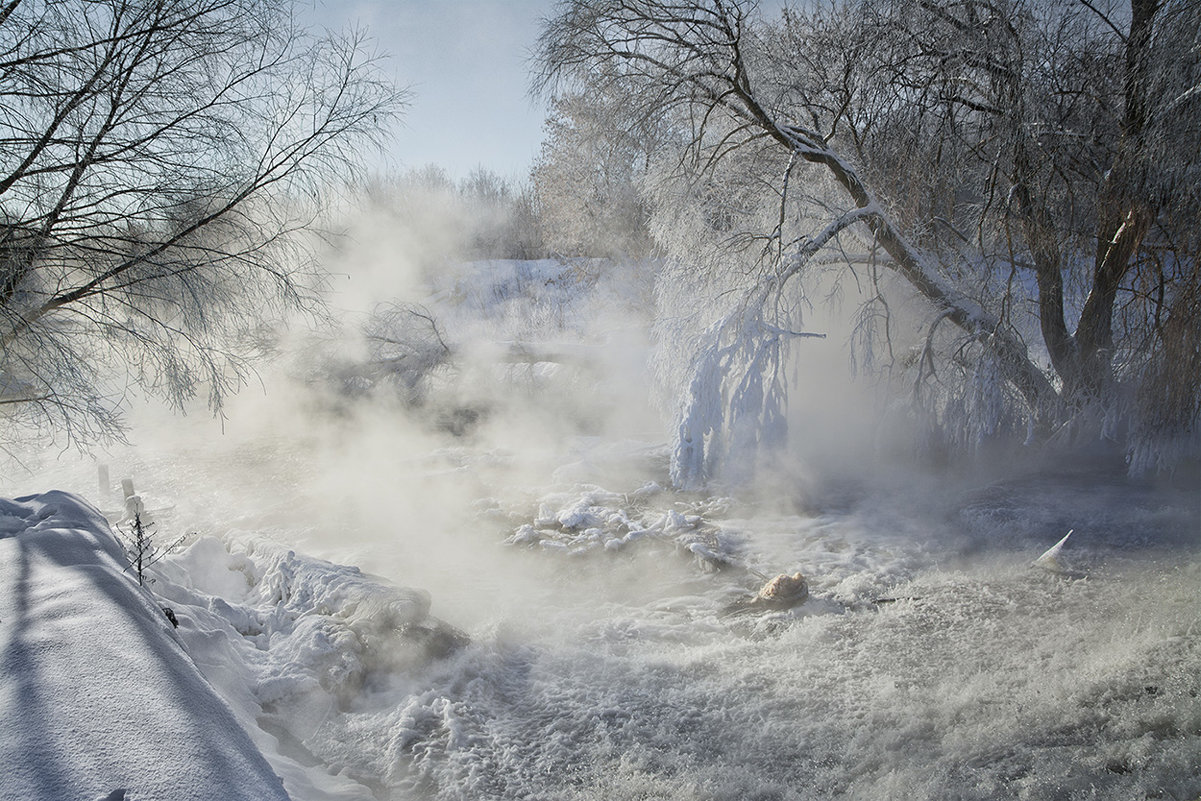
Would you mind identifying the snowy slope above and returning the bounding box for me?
[0,492,291,801]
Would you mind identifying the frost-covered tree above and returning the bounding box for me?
[362,302,453,406]
[537,0,1201,486]
[532,87,666,259]
[361,167,545,263]
[0,0,403,448]
[459,167,546,260]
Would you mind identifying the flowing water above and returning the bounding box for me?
[12,420,1200,801]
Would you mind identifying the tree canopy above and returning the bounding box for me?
[537,0,1201,485]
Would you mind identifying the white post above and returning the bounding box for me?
[121,478,145,521]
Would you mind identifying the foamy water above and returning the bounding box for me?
[13,432,1200,801]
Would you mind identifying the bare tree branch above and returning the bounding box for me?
[0,0,406,448]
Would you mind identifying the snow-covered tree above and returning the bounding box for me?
[537,0,1201,486]
[532,88,665,259]
[362,302,453,406]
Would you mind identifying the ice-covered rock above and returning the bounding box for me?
[503,483,740,569]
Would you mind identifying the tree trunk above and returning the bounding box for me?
[1073,0,1159,397]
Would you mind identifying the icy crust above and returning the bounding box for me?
[151,535,467,801]
[505,483,740,569]
[498,482,936,615]
[366,476,1199,801]
[0,491,291,801]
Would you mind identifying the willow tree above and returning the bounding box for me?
[0,0,403,448]
[537,0,1200,485]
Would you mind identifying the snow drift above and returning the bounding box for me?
[0,491,290,801]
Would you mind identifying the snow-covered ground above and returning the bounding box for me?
[3,258,1199,800]
[0,492,290,801]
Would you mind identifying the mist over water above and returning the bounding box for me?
[7,190,1200,800]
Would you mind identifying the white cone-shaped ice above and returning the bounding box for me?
[1033,529,1073,573]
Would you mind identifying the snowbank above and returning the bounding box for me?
[0,492,291,801]
[149,532,469,801]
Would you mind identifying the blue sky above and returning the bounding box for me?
[311,1,553,181]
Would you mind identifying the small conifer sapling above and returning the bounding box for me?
[117,513,185,587]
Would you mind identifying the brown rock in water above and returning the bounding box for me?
[722,571,809,617]
[755,572,809,607]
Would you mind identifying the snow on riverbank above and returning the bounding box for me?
[0,492,291,801]
[151,532,470,800]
